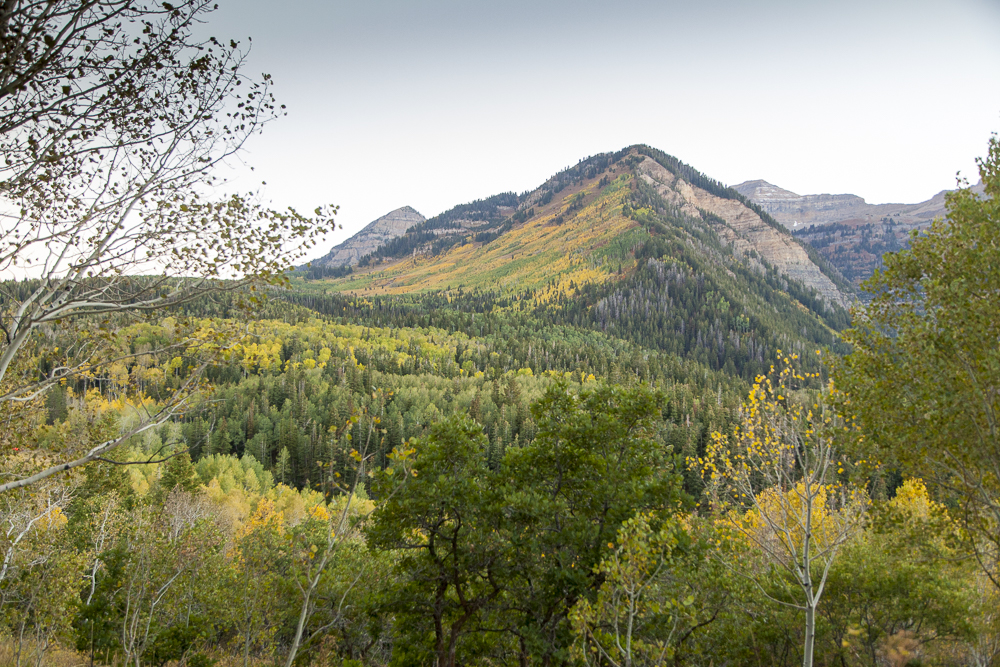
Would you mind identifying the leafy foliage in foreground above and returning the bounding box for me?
[2,375,988,667]
[835,134,1000,592]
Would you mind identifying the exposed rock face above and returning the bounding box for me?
[732,180,869,228]
[313,206,425,268]
[733,179,985,286]
[638,159,849,308]
[732,179,986,229]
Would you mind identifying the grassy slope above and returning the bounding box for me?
[319,173,644,301]
[289,148,848,362]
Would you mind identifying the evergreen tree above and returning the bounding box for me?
[159,450,199,495]
[276,447,292,485]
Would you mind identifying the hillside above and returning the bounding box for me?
[735,178,986,285]
[293,146,854,383]
[637,158,846,308]
[329,172,638,297]
[324,146,850,304]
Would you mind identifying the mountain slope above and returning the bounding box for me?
[734,179,986,285]
[329,146,850,306]
[312,205,425,268]
[331,171,640,298]
[293,145,854,382]
[637,158,847,308]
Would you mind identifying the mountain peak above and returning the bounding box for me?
[737,179,987,286]
[732,180,802,201]
[390,205,421,217]
[310,146,851,312]
[313,206,426,268]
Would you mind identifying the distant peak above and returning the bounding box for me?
[732,180,801,200]
[311,206,425,268]
[735,179,776,189]
[388,205,421,216]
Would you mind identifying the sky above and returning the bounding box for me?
[208,0,1000,252]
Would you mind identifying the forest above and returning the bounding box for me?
[2,141,998,665]
[1,2,999,667]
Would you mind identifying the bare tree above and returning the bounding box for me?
[0,1,337,491]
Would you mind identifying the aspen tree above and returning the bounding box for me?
[693,355,868,667]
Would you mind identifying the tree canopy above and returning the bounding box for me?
[836,133,1000,590]
[0,0,336,491]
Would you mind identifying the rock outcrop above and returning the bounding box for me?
[732,180,869,228]
[731,179,985,230]
[638,159,849,308]
[313,206,425,268]
[733,179,985,286]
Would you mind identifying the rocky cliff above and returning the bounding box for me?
[733,179,985,286]
[732,180,870,228]
[313,206,425,268]
[638,159,849,308]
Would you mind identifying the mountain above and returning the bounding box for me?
[332,146,850,308]
[292,146,855,382]
[733,179,985,286]
[731,179,954,229]
[636,160,846,308]
[311,205,425,268]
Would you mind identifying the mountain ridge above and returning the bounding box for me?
[289,144,853,387]
[330,145,851,309]
[734,178,985,285]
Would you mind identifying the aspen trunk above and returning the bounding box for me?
[803,603,815,667]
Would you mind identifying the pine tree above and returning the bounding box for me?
[211,417,232,456]
[71,446,135,516]
[247,399,257,440]
[185,418,208,458]
[469,392,482,423]
[276,447,292,485]
[45,385,69,425]
[159,450,198,495]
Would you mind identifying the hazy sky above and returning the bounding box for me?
[209,0,1000,250]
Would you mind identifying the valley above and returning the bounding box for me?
[5,128,996,667]
[3,2,997,665]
